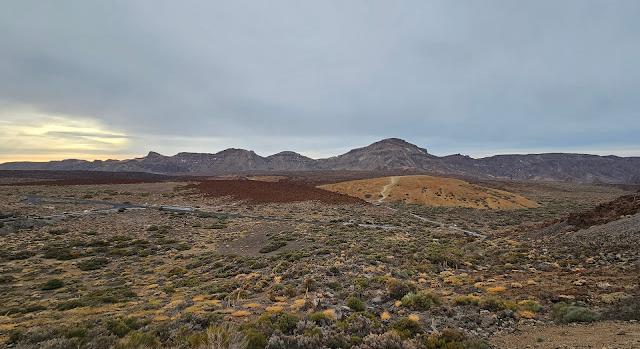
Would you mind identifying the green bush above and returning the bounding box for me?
[517,299,542,313]
[390,317,422,339]
[479,297,516,312]
[401,291,441,310]
[453,295,480,306]
[116,331,160,348]
[64,326,88,339]
[309,311,331,324]
[552,303,600,323]
[244,328,268,349]
[424,328,490,349]
[386,278,415,300]
[255,312,299,335]
[57,299,85,310]
[8,250,36,260]
[346,296,366,312]
[107,317,145,337]
[275,312,299,335]
[82,287,137,305]
[41,278,65,290]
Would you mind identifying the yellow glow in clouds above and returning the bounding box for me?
[0,108,130,163]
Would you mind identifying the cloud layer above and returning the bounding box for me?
[1,1,639,161]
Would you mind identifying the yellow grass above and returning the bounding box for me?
[265,305,284,313]
[322,308,337,320]
[231,310,251,317]
[291,299,306,310]
[487,286,507,294]
[518,310,536,319]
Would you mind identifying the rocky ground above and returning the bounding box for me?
[0,178,638,349]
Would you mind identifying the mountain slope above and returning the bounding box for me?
[2,138,640,184]
[317,138,445,171]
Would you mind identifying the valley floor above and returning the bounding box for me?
[0,175,638,348]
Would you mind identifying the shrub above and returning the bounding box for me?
[107,317,145,337]
[203,323,247,349]
[255,312,299,336]
[479,297,516,312]
[116,331,161,349]
[401,291,440,310]
[552,303,600,323]
[77,257,110,271]
[603,294,640,321]
[83,287,137,305]
[386,278,415,300]
[8,250,36,260]
[64,326,88,339]
[453,295,480,306]
[44,247,79,260]
[275,313,299,335]
[346,296,366,312]
[3,303,47,315]
[359,332,405,349]
[423,328,490,349]
[390,317,421,339]
[517,299,542,313]
[258,241,287,254]
[309,311,331,324]
[57,299,85,310]
[41,278,65,290]
[337,312,383,338]
[244,328,268,349]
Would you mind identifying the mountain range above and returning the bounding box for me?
[2,138,640,184]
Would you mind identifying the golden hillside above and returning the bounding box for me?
[319,175,539,209]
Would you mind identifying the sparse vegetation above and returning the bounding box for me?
[77,257,110,270]
[1,176,637,348]
[552,303,601,323]
[401,291,440,310]
[41,278,65,290]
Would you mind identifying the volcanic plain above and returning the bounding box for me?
[0,171,638,349]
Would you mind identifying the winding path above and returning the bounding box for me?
[377,176,399,204]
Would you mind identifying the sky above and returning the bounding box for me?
[1,1,639,163]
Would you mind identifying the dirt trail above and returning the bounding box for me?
[377,176,399,203]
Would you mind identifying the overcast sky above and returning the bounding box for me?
[1,1,639,162]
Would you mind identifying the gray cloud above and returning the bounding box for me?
[1,0,639,158]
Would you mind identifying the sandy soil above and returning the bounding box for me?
[491,321,640,348]
[320,175,539,209]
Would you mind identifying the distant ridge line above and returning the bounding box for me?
[2,138,640,184]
